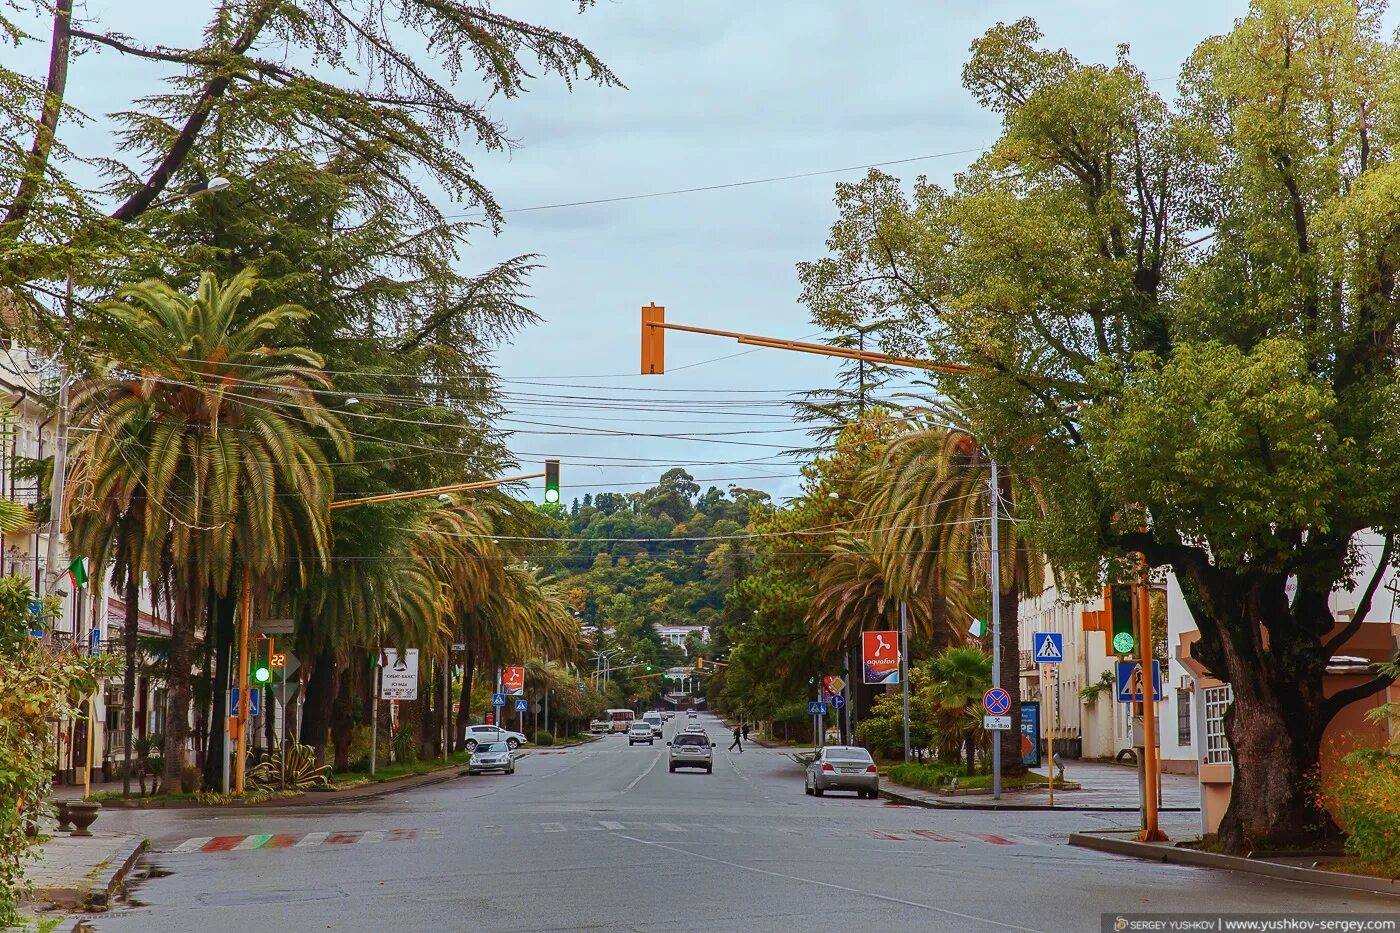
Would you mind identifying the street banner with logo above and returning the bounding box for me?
[503,665,526,696]
[380,648,419,700]
[861,630,901,685]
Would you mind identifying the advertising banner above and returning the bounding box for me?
[502,665,526,696]
[861,630,901,685]
[380,648,419,700]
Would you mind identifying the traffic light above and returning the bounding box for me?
[253,636,273,684]
[644,663,653,672]
[1109,585,1136,656]
[544,459,561,504]
[695,657,704,671]
[641,304,665,374]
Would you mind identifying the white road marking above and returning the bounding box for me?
[294,832,328,848]
[233,834,271,850]
[613,834,1048,933]
[655,822,685,832]
[483,826,503,836]
[173,837,212,853]
[540,822,566,832]
[621,751,662,793]
[599,820,625,830]
[358,831,385,845]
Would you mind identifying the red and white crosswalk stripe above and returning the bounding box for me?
[165,828,437,854]
[864,829,1028,845]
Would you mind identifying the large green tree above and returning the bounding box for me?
[800,1,1400,849]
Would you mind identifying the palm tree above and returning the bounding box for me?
[926,645,993,773]
[858,407,1045,777]
[68,268,349,787]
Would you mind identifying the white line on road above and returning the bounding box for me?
[172,837,212,853]
[621,751,662,794]
[541,822,566,832]
[294,832,329,848]
[599,821,625,830]
[612,834,1048,933]
[655,822,685,832]
[359,831,385,845]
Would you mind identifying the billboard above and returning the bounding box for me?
[502,665,526,696]
[861,630,901,685]
[380,648,419,700]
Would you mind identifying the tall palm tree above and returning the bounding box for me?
[858,407,1045,777]
[68,268,349,787]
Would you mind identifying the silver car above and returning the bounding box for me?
[627,721,656,745]
[668,732,714,773]
[805,745,879,798]
[468,742,515,776]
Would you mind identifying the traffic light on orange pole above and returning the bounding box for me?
[641,304,665,374]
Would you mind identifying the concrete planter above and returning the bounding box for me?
[54,800,74,832]
[66,800,101,837]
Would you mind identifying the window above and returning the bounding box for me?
[1176,689,1191,746]
[1203,685,1233,764]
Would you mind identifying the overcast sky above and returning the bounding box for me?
[25,1,1275,503]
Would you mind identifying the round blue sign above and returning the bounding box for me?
[983,687,1011,715]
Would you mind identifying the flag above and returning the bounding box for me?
[967,617,987,638]
[65,556,89,590]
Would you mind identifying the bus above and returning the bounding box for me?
[606,709,636,733]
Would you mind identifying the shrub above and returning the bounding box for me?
[392,727,417,765]
[532,731,555,747]
[887,762,960,790]
[1317,748,1400,876]
[180,765,203,794]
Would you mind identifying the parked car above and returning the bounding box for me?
[804,746,879,798]
[589,720,611,735]
[627,721,657,745]
[668,732,714,773]
[462,724,527,751]
[468,742,515,776]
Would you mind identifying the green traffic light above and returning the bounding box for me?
[544,458,560,503]
[1110,585,1136,656]
[253,635,273,684]
[1112,630,1136,654]
[254,665,271,684]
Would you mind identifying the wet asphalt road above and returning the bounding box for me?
[89,712,1399,932]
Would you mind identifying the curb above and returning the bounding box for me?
[1069,831,1400,896]
[880,783,1199,813]
[30,835,147,912]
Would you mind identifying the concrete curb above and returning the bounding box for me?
[1069,831,1400,897]
[880,782,1199,813]
[30,835,147,912]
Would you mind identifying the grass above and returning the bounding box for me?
[1309,856,1400,881]
[328,750,473,786]
[886,762,1057,792]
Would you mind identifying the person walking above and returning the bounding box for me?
[728,725,743,753]
[742,723,750,743]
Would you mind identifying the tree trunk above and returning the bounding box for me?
[330,656,353,771]
[300,645,339,765]
[121,566,139,798]
[162,588,201,789]
[454,646,476,752]
[997,585,1027,777]
[202,591,235,791]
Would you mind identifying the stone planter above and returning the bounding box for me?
[54,800,74,832]
[67,800,101,837]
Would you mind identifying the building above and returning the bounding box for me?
[655,624,708,649]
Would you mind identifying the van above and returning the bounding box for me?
[642,711,663,737]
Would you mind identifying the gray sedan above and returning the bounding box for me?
[804,745,879,798]
[468,742,516,775]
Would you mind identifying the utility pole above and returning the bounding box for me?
[233,566,251,794]
[989,461,1003,801]
[1137,571,1167,840]
[900,602,910,764]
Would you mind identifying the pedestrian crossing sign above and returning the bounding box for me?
[1033,632,1063,664]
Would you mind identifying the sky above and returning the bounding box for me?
[19,0,1262,503]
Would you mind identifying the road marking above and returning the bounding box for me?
[868,831,907,841]
[655,822,685,832]
[359,831,386,845]
[599,820,625,830]
[621,752,662,793]
[325,832,360,845]
[912,829,958,842]
[262,834,300,849]
[294,832,329,848]
[201,836,245,852]
[173,837,212,853]
[483,826,503,836]
[613,834,1047,933]
[387,829,417,842]
[233,834,272,850]
[540,822,566,832]
[966,832,1014,845]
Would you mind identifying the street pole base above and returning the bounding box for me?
[1137,828,1169,842]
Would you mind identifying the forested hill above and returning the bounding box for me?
[540,468,771,634]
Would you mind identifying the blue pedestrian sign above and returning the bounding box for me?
[983,687,1011,716]
[491,693,507,707]
[1032,632,1063,664]
[88,628,102,657]
[229,688,261,717]
[514,699,528,712]
[1115,660,1162,702]
[830,694,846,710]
[808,701,828,715]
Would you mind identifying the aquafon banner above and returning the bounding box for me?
[861,631,901,685]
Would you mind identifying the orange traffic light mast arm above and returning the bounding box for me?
[640,304,975,376]
[329,464,555,510]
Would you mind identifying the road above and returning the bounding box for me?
[92,711,1398,932]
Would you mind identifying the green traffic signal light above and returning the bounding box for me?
[544,459,561,504]
[253,636,273,684]
[1110,585,1136,656]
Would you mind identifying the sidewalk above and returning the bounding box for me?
[880,758,1200,811]
[24,831,147,911]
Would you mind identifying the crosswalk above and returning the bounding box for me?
[162,822,1043,855]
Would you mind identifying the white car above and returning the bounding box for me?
[682,724,707,736]
[642,712,664,737]
[467,742,515,776]
[668,732,714,773]
[463,724,527,751]
[627,722,656,745]
[687,710,697,718]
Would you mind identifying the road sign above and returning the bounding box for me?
[254,618,295,635]
[514,699,528,712]
[808,701,828,715]
[983,715,1012,731]
[983,686,1011,715]
[379,648,419,700]
[1116,660,1162,702]
[830,694,847,710]
[822,674,846,695]
[502,666,525,696]
[862,630,901,685]
[1032,632,1064,664]
[88,628,102,657]
[229,687,261,717]
[491,693,507,707]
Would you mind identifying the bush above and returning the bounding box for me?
[180,765,203,794]
[346,756,370,773]
[392,727,417,765]
[532,731,555,746]
[887,762,960,790]
[1318,748,1400,876]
